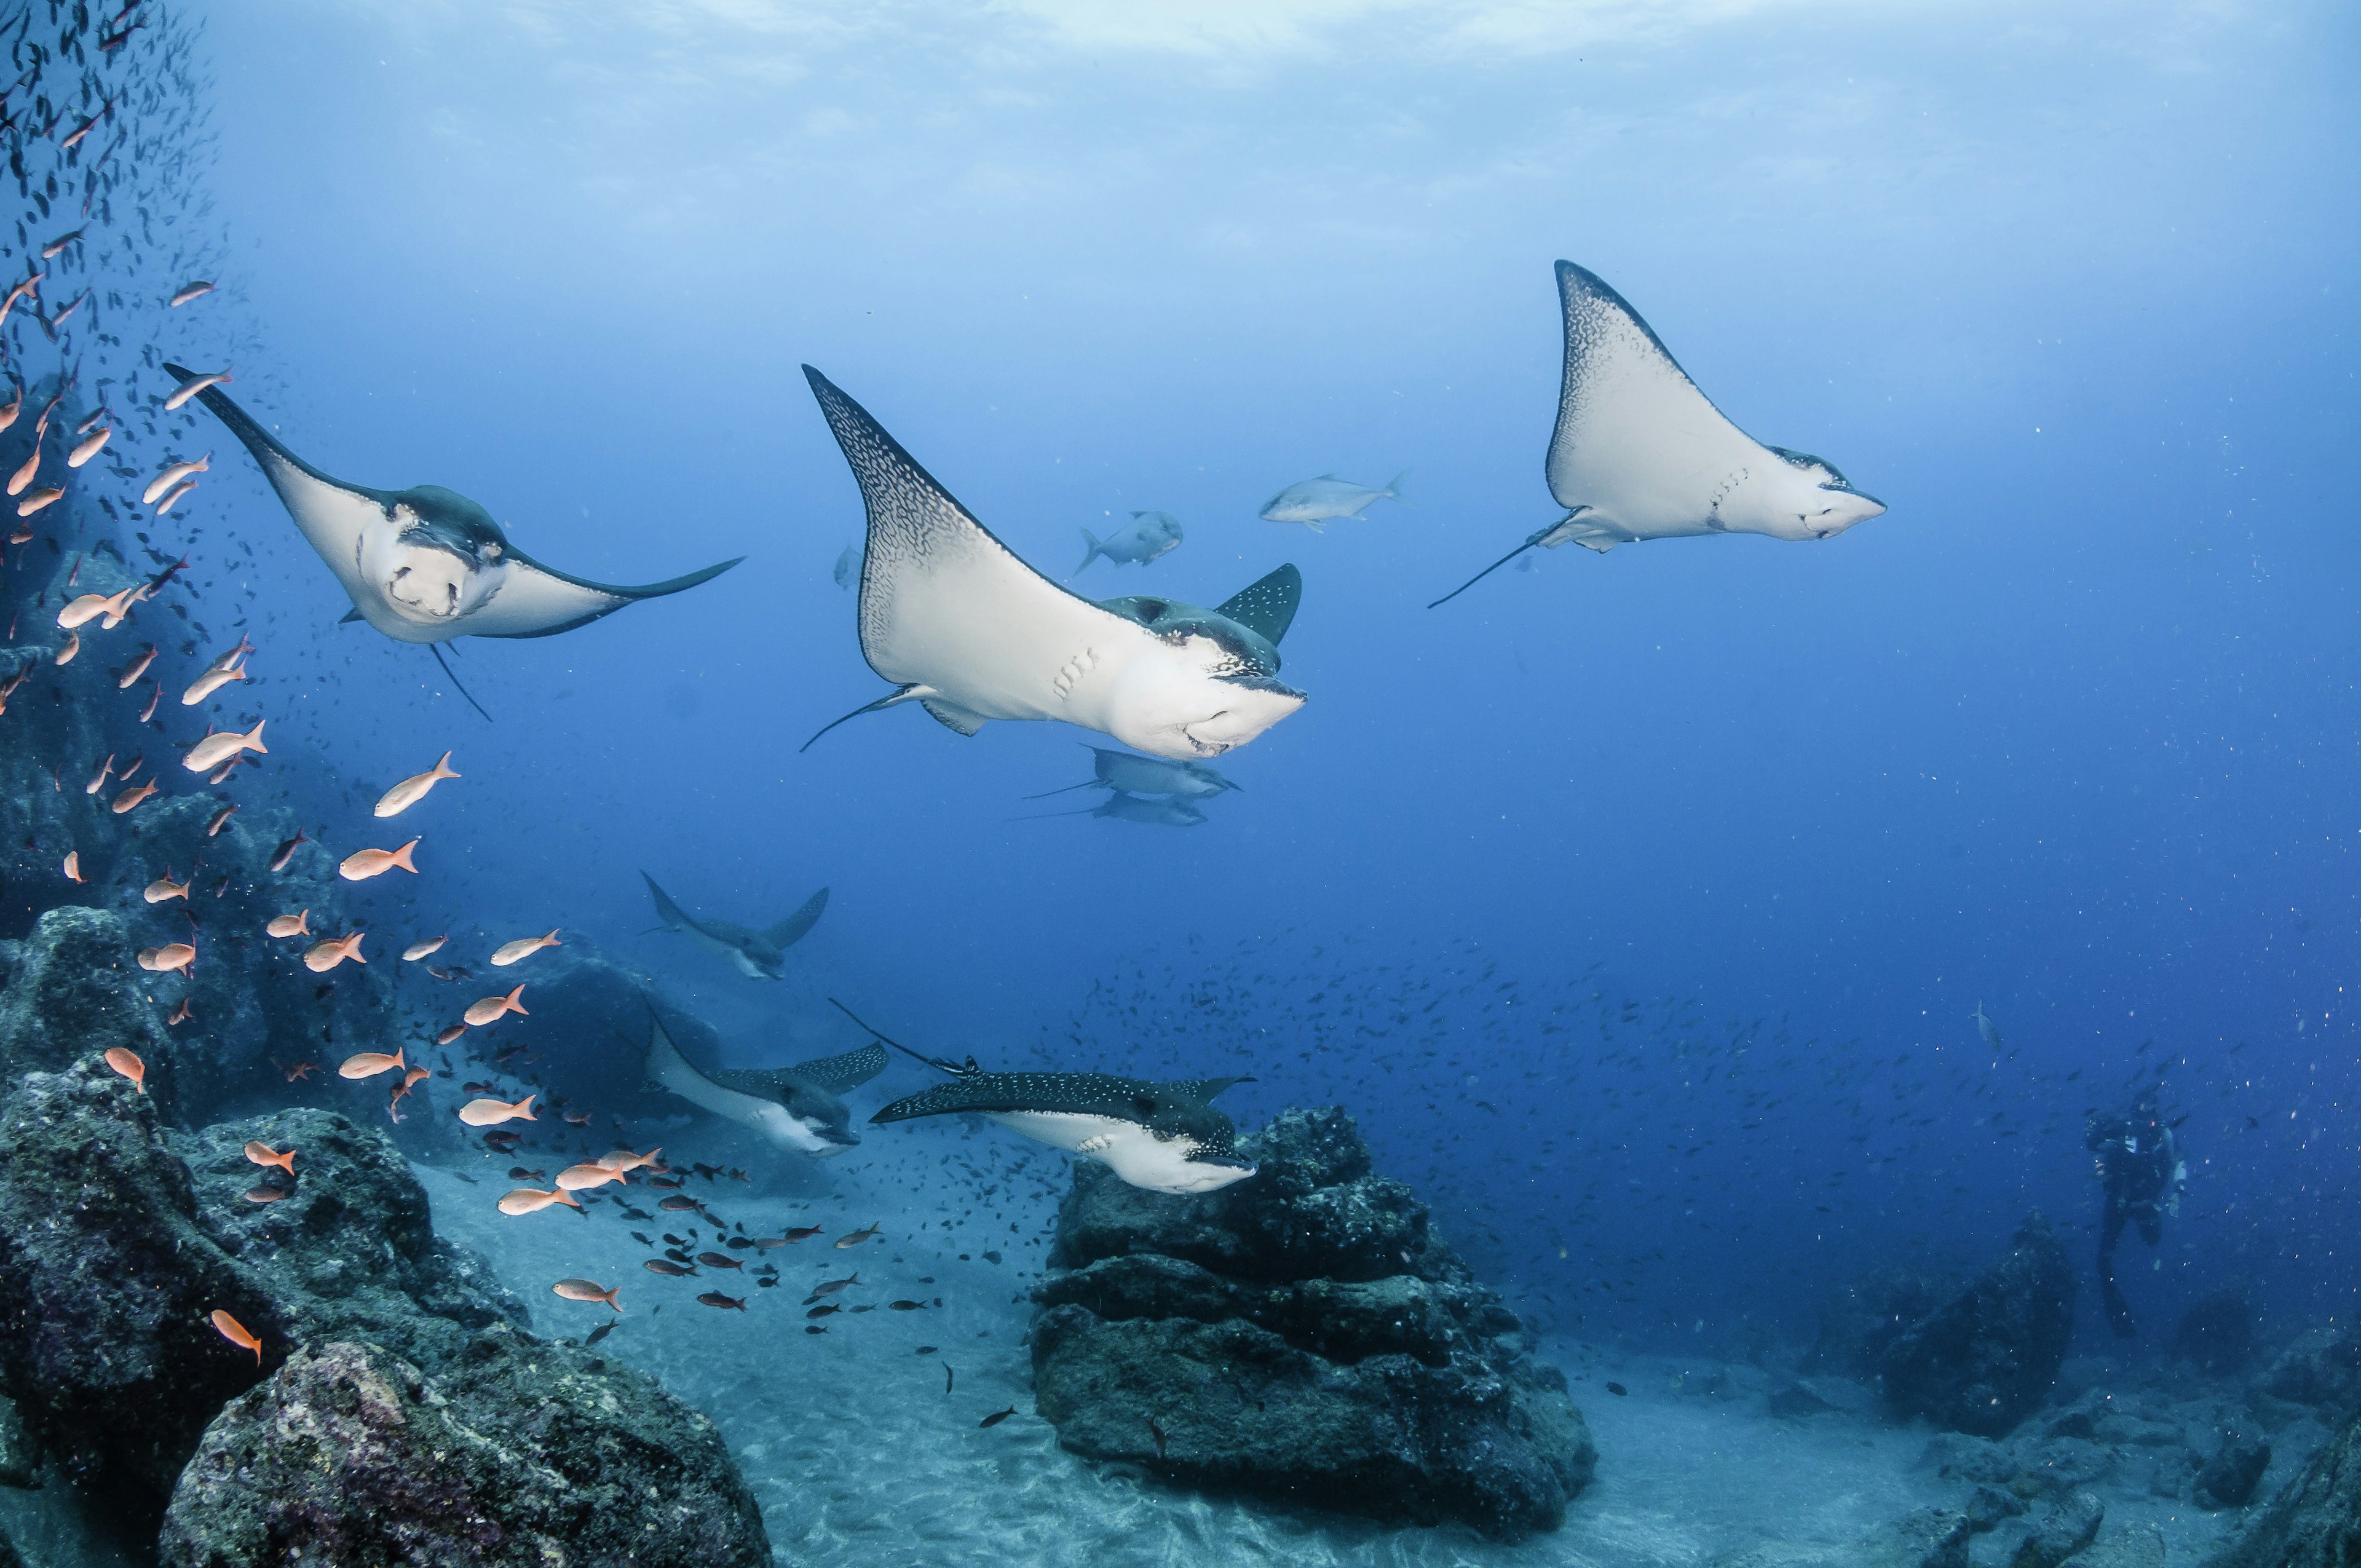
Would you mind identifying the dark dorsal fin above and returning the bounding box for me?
[1215,564,1300,647]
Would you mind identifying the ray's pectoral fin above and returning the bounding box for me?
[1214,564,1302,646]
[167,360,393,606]
[763,887,829,951]
[465,548,745,640]
[783,1040,889,1094]
[920,699,989,737]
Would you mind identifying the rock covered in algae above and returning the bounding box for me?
[157,1334,770,1568]
[1030,1105,1594,1539]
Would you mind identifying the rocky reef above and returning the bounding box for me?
[1873,1214,2076,1437]
[0,1053,770,1562]
[2205,1401,2361,1568]
[1029,1106,1594,1540]
[157,1334,769,1568]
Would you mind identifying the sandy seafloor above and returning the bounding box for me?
[406,1127,2282,1568]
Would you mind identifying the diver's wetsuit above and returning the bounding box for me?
[2085,1093,2185,1339]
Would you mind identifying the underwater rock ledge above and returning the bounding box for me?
[1029,1105,1595,1540]
[0,1054,770,1563]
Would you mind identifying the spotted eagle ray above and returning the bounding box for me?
[833,1000,1257,1195]
[1023,745,1241,801]
[642,871,826,981]
[799,366,1306,761]
[1429,261,1886,606]
[644,1007,885,1157]
[167,362,740,715]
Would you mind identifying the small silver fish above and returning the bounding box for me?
[1259,471,1407,530]
[1070,511,1183,576]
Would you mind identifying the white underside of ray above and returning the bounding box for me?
[988,1109,1257,1195]
[445,560,628,638]
[1547,287,1779,547]
[648,1023,841,1157]
[679,922,776,980]
[866,523,1162,732]
[251,447,389,617]
[250,446,626,643]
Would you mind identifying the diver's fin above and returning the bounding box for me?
[801,684,925,753]
[1216,563,1302,646]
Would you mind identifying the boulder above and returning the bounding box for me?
[0,1064,516,1524]
[2195,1429,2271,1509]
[1878,1214,2074,1436]
[1030,1106,1594,1539]
[0,1058,276,1507]
[157,1334,769,1567]
[2258,1323,2361,1417]
[2175,1289,2257,1374]
[0,906,175,1104]
[2078,1524,2169,1568]
[2009,1489,2103,1567]
[1803,1265,1961,1380]
[2205,1405,2361,1567]
[167,1107,529,1366]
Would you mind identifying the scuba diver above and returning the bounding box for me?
[2084,1086,2187,1338]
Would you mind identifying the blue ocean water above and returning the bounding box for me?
[2,1,2356,1560]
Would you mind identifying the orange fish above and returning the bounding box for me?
[266,911,310,939]
[554,1162,628,1191]
[434,1023,468,1045]
[143,868,189,903]
[52,630,78,666]
[551,1278,621,1312]
[109,780,156,815]
[269,831,310,873]
[303,932,366,973]
[61,850,82,882]
[182,720,266,774]
[167,997,193,1026]
[244,1142,295,1174]
[401,1066,430,1090]
[103,1046,146,1091]
[139,683,160,722]
[84,753,114,794]
[18,486,64,517]
[463,985,528,1028]
[497,1187,581,1217]
[138,943,197,976]
[338,1048,405,1080]
[337,839,419,882]
[209,1309,262,1366]
[490,930,561,968]
[243,1184,288,1204]
[205,804,238,836]
[597,1147,662,1173]
[459,1094,536,1127]
[373,751,460,818]
[117,644,157,687]
[402,935,447,962]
